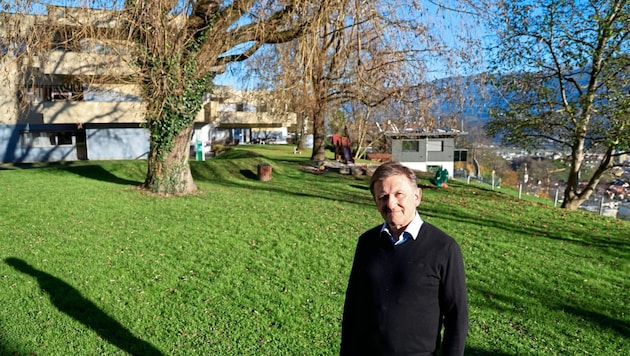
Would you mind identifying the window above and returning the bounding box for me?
[50,82,84,101]
[51,91,73,101]
[25,72,84,102]
[427,140,443,152]
[82,86,141,102]
[236,103,244,112]
[21,131,74,148]
[454,149,468,162]
[21,132,55,148]
[402,140,420,152]
[218,103,237,112]
[24,87,46,104]
[57,132,73,145]
[0,38,25,56]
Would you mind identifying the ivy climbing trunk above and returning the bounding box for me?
[144,124,196,195]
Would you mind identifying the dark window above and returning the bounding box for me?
[57,132,73,145]
[454,149,468,162]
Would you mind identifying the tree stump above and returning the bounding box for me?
[257,163,272,181]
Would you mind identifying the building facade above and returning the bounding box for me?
[0,7,150,163]
[192,86,298,155]
[387,131,465,175]
[0,6,296,163]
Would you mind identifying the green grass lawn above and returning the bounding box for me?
[1,145,628,355]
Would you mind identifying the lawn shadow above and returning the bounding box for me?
[61,165,142,186]
[0,325,20,356]
[0,162,142,186]
[239,169,258,180]
[191,162,375,207]
[469,279,630,351]
[4,258,162,356]
[561,304,629,338]
[350,184,370,192]
[420,182,629,258]
[464,346,515,356]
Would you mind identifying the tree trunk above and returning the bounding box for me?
[353,110,370,160]
[311,108,327,161]
[144,125,197,195]
[297,114,308,151]
[561,187,586,210]
[561,145,614,210]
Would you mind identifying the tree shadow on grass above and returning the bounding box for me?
[0,162,142,186]
[469,280,630,352]
[0,324,20,356]
[464,346,515,356]
[4,258,162,356]
[420,182,629,258]
[60,164,142,186]
[239,169,258,180]
[190,161,375,207]
[560,304,629,338]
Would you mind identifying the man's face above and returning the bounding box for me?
[373,174,422,232]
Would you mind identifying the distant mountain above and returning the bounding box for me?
[427,74,494,130]
[429,70,597,132]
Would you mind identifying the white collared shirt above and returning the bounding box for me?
[380,212,424,245]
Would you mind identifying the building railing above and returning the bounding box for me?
[34,101,146,124]
[42,51,135,76]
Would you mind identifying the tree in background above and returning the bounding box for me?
[128,0,314,194]
[241,40,315,151]
[485,0,630,210]
[245,0,488,162]
[247,0,379,162]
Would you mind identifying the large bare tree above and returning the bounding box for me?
[245,0,489,162]
[1,0,326,194]
[485,0,630,210]
[128,0,314,194]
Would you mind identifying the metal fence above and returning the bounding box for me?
[452,171,628,220]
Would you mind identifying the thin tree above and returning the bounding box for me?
[485,0,630,210]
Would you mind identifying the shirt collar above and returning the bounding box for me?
[380,213,424,245]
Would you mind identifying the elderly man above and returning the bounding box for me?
[341,162,468,356]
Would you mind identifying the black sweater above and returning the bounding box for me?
[341,223,468,356]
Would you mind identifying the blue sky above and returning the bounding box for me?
[213,1,492,90]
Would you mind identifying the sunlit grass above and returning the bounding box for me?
[0,145,628,355]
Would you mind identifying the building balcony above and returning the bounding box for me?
[208,111,297,128]
[42,51,135,76]
[33,100,146,124]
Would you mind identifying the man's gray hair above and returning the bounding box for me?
[369,162,418,196]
